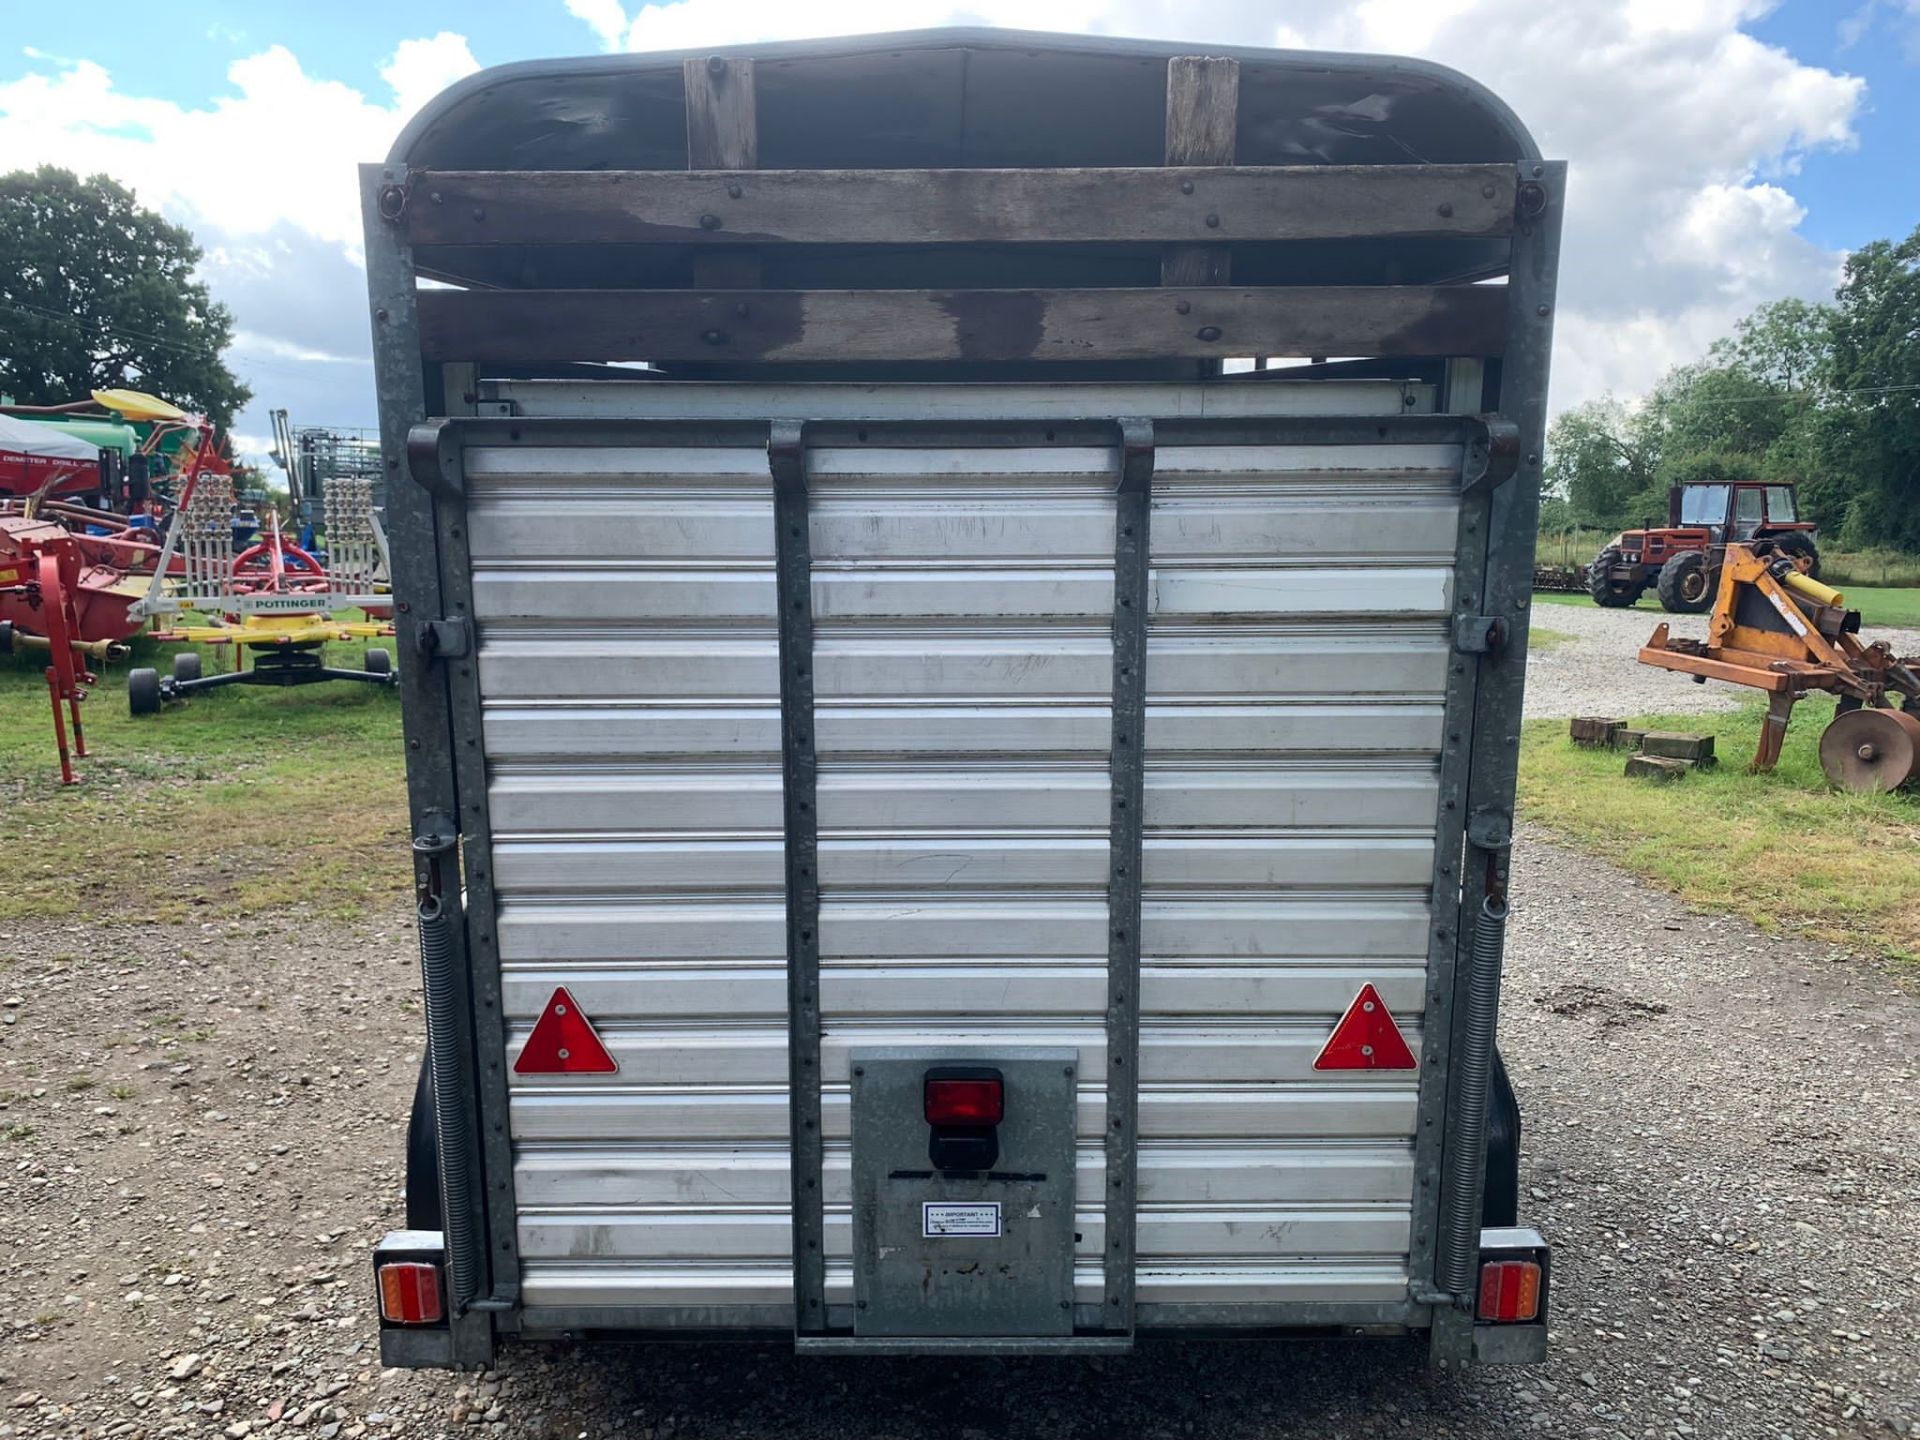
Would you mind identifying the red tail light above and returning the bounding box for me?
[925,1076,1004,1126]
[1476,1259,1542,1322]
[378,1261,445,1325]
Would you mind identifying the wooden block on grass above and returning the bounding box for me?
[1640,731,1716,766]
[1625,754,1691,781]
[1613,727,1647,752]
[1569,716,1623,747]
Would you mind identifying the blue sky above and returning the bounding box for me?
[1747,0,1920,251]
[3,0,1917,453]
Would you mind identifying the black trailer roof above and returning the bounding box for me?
[392,28,1539,173]
[386,29,1540,298]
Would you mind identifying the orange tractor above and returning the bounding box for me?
[1589,479,1819,612]
[1639,540,1920,790]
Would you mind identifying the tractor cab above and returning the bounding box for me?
[1671,481,1801,541]
[1589,479,1818,613]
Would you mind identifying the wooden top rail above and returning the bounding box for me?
[400,164,1518,249]
[414,284,1507,365]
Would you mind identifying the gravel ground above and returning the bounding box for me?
[1,834,1915,1440]
[1523,602,1920,720]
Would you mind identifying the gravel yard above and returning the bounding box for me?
[0,834,1913,1440]
[1523,602,1920,720]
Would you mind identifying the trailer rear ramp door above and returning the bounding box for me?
[408,378,1503,1344]
[367,28,1564,1370]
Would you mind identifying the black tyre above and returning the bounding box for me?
[128,667,161,716]
[1587,547,1642,608]
[1656,550,1715,613]
[0,620,13,655]
[363,647,392,677]
[171,651,202,684]
[1770,530,1821,580]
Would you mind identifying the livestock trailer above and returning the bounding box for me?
[363,29,1564,1371]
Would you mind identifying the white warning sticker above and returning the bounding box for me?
[922,1202,1001,1238]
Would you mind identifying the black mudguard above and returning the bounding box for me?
[1481,1047,1522,1228]
[405,1057,444,1231]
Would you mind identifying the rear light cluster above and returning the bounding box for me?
[378,1261,445,1325]
[925,1076,1004,1126]
[1476,1258,1542,1323]
[924,1067,1005,1170]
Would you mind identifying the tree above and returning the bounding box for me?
[0,166,250,431]
[1643,362,1789,469]
[1544,396,1656,527]
[1821,224,1920,549]
[1710,296,1832,392]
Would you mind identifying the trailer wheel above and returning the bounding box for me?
[1587,547,1643,608]
[1770,531,1821,579]
[1656,551,1714,613]
[0,620,12,655]
[172,651,202,685]
[128,667,161,716]
[406,1056,445,1231]
[363,647,392,677]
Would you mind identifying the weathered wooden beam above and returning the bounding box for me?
[414,285,1507,364]
[1163,56,1240,287]
[400,165,1518,248]
[683,55,756,169]
[683,55,761,289]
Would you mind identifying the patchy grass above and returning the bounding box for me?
[1527,626,1574,654]
[1519,700,1920,963]
[0,629,407,925]
[1533,584,1920,630]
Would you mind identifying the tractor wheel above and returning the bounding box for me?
[172,651,202,685]
[1587,547,1642,608]
[128,667,161,716]
[1656,551,1715,613]
[363,647,392,677]
[1771,531,1821,579]
[0,620,12,655]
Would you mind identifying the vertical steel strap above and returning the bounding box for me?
[1102,419,1154,1331]
[770,420,826,1334]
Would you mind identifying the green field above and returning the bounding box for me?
[0,630,406,924]
[1519,702,1920,963]
[1533,584,1920,630]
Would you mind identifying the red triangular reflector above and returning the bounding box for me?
[514,987,617,1075]
[1313,984,1418,1071]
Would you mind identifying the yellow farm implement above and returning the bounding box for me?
[1639,542,1920,791]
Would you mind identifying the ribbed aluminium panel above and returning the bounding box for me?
[473,382,1454,1325]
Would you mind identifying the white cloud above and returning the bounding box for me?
[0,35,479,447]
[381,32,484,121]
[0,2,1868,435]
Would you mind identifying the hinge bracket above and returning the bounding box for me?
[406,420,463,499]
[1116,417,1154,494]
[1460,417,1521,494]
[416,616,471,662]
[1453,615,1507,656]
